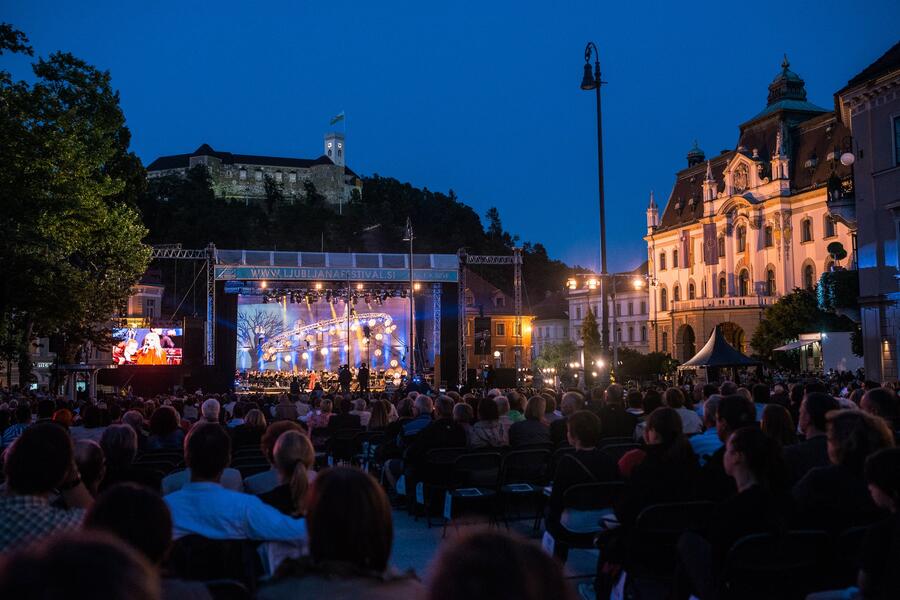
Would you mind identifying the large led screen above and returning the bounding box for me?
[112,327,183,366]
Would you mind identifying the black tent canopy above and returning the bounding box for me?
[681,325,760,368]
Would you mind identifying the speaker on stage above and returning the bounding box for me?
[182,317,204,366]
[466,368,477,388]
[487,368,517,388]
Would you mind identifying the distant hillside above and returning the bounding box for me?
[137,166,580,301]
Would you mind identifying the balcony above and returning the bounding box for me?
[671,295,777,312]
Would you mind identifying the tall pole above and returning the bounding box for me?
[406,218,416,375]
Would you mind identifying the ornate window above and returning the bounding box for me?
[803,264,816,290]
[766,269,777,296]
[801,219,813,243]
[738,270,750,296]
[673,284,681,302]
[717,236,726,257]
[718,276,727,298]
[465,289,474,306]
[824,215,836,238]
[661,331,669,353]
[736,225,747,252]
[764,225,774,247]
[688,282,696,299]
[673,249,679,268]
[660,287,668,311]
[659,252,667,270]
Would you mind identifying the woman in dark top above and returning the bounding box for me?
[546,411,619,534]
[509,396,551,447]
[615,407,699,529]
[761,403,797,447]
[792,410,894,534]
[258,430,316,516]
[678,426,789,600]
[146,406,184,450]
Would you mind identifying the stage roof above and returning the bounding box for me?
[681,325,760,368]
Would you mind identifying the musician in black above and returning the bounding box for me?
[358,362,370,393]
[338,364,352,393]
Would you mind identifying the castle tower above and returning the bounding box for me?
[324,132,345,167]
[646,191,659,234]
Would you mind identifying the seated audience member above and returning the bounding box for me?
[164,423,308,542]
[69,404,106,443]
[496,396,514,436]
[404,396,467,468]
[0,531,159,600]
[427,529,576,600]
[84,483,212,600]
[100,424,161,492]
[273,394,299,422]
[306,398,333,432]
[469,396,508,448]
[761,403,797,446]
[784,392,840,484]
[857,448,900,599]
[625,390,644,418]
[200,398,220,424]
[350,399,372,427]
[752,383,772,421]
[546,411,620,555]
[600,384,638,438]
[182,397,199,421]
[259,431,317,517]
[453,402,475,441]
[0,422,92,551]
[690,395,723,465]
[861,387,899,432]
[634,389,665,441]
[121,410,149,450]
[664,388,703,435]
[679,426,789,600]
[244,420,305,494]
[793,410,895,534]
[698,394,757,501]
[147,406,184,450]
[258,467,424,600]
[1,404,31,449]
[719,381,738,396]
[226,402,246,428]
[328,397,363,433]
[616,407,699,527]
[231,408,267,448]
[550,392,584,446]
[52,408,74,429]
[509,396,552,447]
[507,392,526,423]
[543,395,562,423]
[73,440,106,497]
[367,399,391,431]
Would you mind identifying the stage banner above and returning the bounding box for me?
[703,223,718,266]
[216,266,458,283]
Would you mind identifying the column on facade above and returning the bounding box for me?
[724,221,736,297]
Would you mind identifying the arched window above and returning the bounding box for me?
[661,331,669,353]
[764,225,774,247]
[804,264,816,290]
[738,270,750,296]
[673,249,679,268]
[766,269,776,296]
[701,279,707,298]
[465,289,474,306]
[659,252,667,270]
[717,236,726,257]
[736,226,747,252]
[824,215,836,238]
[718,276,727,298]
[641,326,647,342]
[660,287,668,311]
[688,282,696,300]
[801,219,813,242]
[673,284,681,302]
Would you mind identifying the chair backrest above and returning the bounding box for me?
[601,443,640,462]
[549,446,575,479]
[500,449,551,485]
[425,447,468,466]
[563,481,624,511]
[831,525,869,588]
[599,436,635,448]
[722,530,830,598]
[635,501,715,535]
[205,579,251,600]
[166,535,262,591]
[452,452,502,488]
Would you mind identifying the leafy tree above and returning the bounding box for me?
[750,288,858,363]
[0,24,151,382]
[616,347,678,381]
[533,340,578,371]
[580,307,601,354]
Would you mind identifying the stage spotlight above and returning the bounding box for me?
[343,344,349,351]
[374,349,382,357]
[390,359,399,368]
[284,354,292,362]
[368,319,376,327]
[320,348,328,356]
[314,282,323,291]
[385,317,393,326]
[356,283,363,291]
[375,333,383,341]
[301,351,309,360]
[261,281,268,289]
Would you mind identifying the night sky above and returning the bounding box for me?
[4,1,898,273]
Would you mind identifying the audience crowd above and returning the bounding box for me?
[0,369,898,599]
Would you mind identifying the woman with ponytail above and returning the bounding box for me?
[258,430,316,517]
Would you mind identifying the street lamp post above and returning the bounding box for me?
[403,218,416,375]
[581,42,609,363]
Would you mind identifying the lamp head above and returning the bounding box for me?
[581,62,597,90]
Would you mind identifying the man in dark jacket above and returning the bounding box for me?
[598,384,637,439]
[784,392,839,484]
[404,396,467,469]
[338,365,352,393]
[550,392,585,446]
[357,363,370,393]
[327,397,361,433]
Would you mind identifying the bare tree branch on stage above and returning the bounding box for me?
[237,309,286,350]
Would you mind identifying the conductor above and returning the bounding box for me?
[358,362,370,393]
[338,364,352,393]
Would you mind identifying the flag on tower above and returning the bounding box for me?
[330,111,345,125]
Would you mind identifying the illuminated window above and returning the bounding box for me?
[239,168,247,180]
[289,172,297,183]
[255,170,263,181]
[495,322,506,336]
[275,171,282,183]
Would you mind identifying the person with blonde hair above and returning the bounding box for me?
[244,409,268,430]
[259,431,316,517]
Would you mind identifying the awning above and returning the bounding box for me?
[773,339,817,352]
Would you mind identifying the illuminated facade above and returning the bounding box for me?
[463,271,533,370]
[646,58,856,363]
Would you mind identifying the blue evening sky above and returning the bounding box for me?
[4,1,898,274]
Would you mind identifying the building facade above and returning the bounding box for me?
[567,263,650,354]
[646,58,856,363]
[146,132,361,210]
[530,292,569,359]
[463,271,533,371]
[836,42,900,381]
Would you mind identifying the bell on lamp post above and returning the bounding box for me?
[581,62,597,90]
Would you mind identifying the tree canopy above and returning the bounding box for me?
[0,24,150,382]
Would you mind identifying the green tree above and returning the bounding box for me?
[580,307,601,355]
[533,340,578,371]
[0,24,151,382]
[750,288,858,364]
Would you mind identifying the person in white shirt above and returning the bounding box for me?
[164,423,306,542]
[664,388,703,435]
[349,399,371,427]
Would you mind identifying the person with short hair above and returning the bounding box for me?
[664,387,703,434]
[793,410,896,534]
[164,423,308,542]
[350,398,372,427]
[690,394,723,465]
[509,396,551,447]
[147,406,184,450]
[855,448,900,598]
[427,529,576,600]
[600,384,638,438]
[0,531,160,600]
[74,440,106,497]
[258,467,424,600]
[243,420,306,495]
[698,394,757,501]
[1,404,32,449]
[200,398,220,423]
[549,392,584,446]
[761,403,797,447]
[469,396,507,448]
[0,422,92,551]
[327,397,362,433]
[121,410,148,450]
[861,387,899,431]
[784,392,840,484]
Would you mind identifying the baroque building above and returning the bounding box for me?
[146,132,362,210]
[836,42,900,381]
[646,57,856,363]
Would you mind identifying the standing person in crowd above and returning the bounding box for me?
[761,403,797,447]
[164,423,308,542]
[258,430,317,516]
[793,410,895,534]
[784,392,840,484]
[664,388,703,435]
[469,396,508,448]
[427,529,576,600]
[550,392,584,446]
[0,422,92,551]
[690,395,723,465]
[244,421,306,494]
[600,384,638,438]
[84,482,212,600]
[509,396,551,447]
[678,426,789,600]
[146,406,184,450]
[258,467,424,600]
[358,362,370,394]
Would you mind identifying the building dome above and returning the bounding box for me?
[686,140,705,167]
[767,54,808,106]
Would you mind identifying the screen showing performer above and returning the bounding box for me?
[112,327,183,366]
